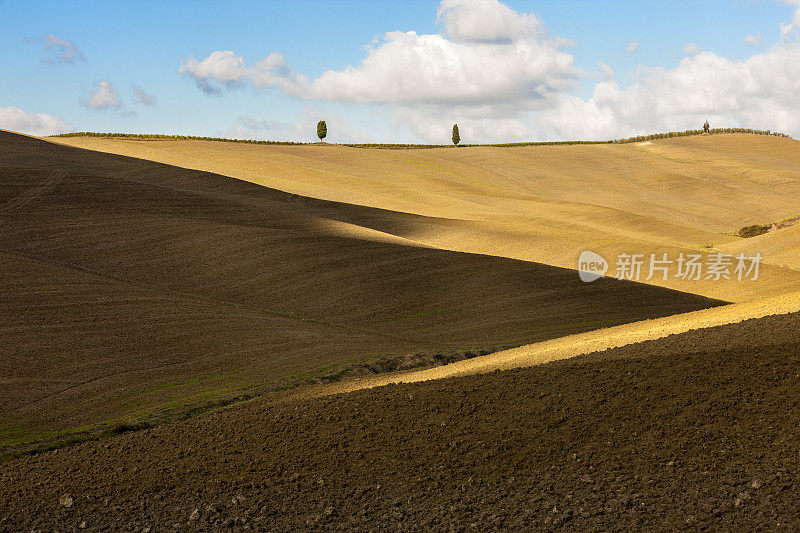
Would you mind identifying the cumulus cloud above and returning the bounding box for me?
[178,51,247,93]
[26,34,84,63]
[625,41,640,53]
[307,32,578,105]
[780,0,800,39]
[222,115,287,140]
[179,0,580,109]
[392,104,533,144]
[220,107,374,143]
[384,45,800,142]
[683,42,700,55]
[598,61,615,79]
[132,85,156,106]
[0,106,72,136]
[80,80,121,109]
[178,50,307,95]
[436,0,544,42]
[744,33,763,46]
[539,45,800,140]
[179,0,800,143]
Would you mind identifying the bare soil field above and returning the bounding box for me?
[52,134,800,300]
[0,130,720,455]
[294,289,800,397]
[2,311,799,531]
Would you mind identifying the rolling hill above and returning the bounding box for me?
[0,130,720,455]
[52,133,800,301]
[3,129,800,529]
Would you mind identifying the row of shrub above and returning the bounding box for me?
[737,213,800,238]
[348,128,790,149]
[738,224,773,238]
[53,132,304,145]
[52,127,790,149]
[611,128,790,145]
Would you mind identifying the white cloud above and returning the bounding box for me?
[683,42,700,55]
[132,85,156,106]
[625,41,640,53]
[307,32,579,105]
[780,0,800,39]
[220,107,374,144]
[26,34,84,63]
[539,46,800,140]
[80,80,121,109]
[178,51,247,93]
[179,0,580,109]
[598,61,615,79]
[179,0,800,143]
[392,105,533,144]
[436,0,544,42]
[744,33,763,46]
[178,50,307,95]
[222,115,287,140]
[0,106,72,136]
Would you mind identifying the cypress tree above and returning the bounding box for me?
[317,120,327,141]
[452,124,460,146]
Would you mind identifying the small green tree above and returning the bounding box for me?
[317,120,327,141]
[452,124,460,146]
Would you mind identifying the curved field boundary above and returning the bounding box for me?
[296,291,800,399]
[50,127,790,149]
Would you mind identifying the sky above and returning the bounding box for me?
[1,0,800,144]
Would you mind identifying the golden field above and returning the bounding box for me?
[53,134,800,302]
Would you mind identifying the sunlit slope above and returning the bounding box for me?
[0,131,719,451]
[718,223,800,270]
[51,134,800,301]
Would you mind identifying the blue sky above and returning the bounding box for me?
[1,0,799,143]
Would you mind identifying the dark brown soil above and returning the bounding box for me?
[2,311,798,531]
[0,130,721,452]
